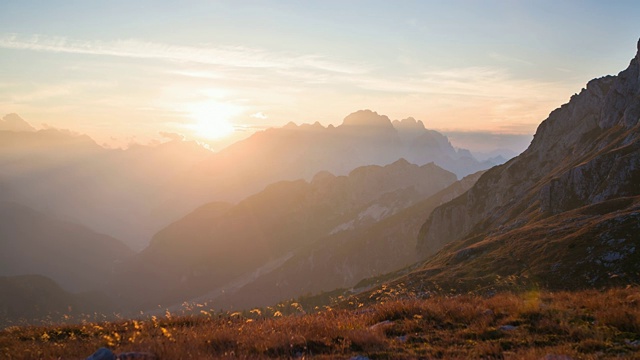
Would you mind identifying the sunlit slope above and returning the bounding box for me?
[111,160,457,310]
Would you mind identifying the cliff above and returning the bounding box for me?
[418,39,640,258]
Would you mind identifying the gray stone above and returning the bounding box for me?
[86,348,116,360]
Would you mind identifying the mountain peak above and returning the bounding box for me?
[597,39,640,129]
[393,117,426,131]
[1,113,36,132]
[417,37,640,264]
[340,110,394,129]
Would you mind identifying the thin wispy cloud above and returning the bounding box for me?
[0,33,368,74]
[0,33,579,140]
[352,66,571,101]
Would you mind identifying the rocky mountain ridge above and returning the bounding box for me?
[417,39,640,259]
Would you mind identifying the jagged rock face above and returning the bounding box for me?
[417,39,640,258]
[600,39,640,129]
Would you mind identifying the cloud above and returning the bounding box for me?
[159,131,185,141]
[0,33,368,74]
[250,112,268,120]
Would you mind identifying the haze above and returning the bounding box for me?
[1,1,638,152]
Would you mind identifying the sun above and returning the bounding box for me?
[187,102,239,139]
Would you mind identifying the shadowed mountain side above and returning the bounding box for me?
[109,160,457,311]
[0,275,114,328]
[0,202,133,292]
[214,171,484,310]
[417,39,640,260]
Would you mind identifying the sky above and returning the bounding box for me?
[1,0,639,152]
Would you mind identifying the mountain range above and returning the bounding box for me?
[214,170,484,310]
[109,159,458,310]
[0,111,498,251]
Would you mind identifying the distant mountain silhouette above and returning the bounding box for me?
[0,111,499,250]
[0,202,133,292]
[0,127,213,250]
[184,110,498,204]
[109,160,457,311]
[0,113,35,132]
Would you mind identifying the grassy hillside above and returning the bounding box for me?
[2,287,640,359]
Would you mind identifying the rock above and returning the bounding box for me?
[86,348,116,360]
[85,348,158,360]
[625,339,640,347]
[368,320,393,330]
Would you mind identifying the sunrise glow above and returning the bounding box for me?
[186,102,239,139]
[1,1,637,151]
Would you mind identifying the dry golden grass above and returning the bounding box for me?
[2,287,640,359]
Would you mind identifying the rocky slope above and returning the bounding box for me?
[110,160,457,311]
[409,39,640,290]
[0,202,133,292]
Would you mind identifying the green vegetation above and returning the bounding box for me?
[3,287,640,359]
